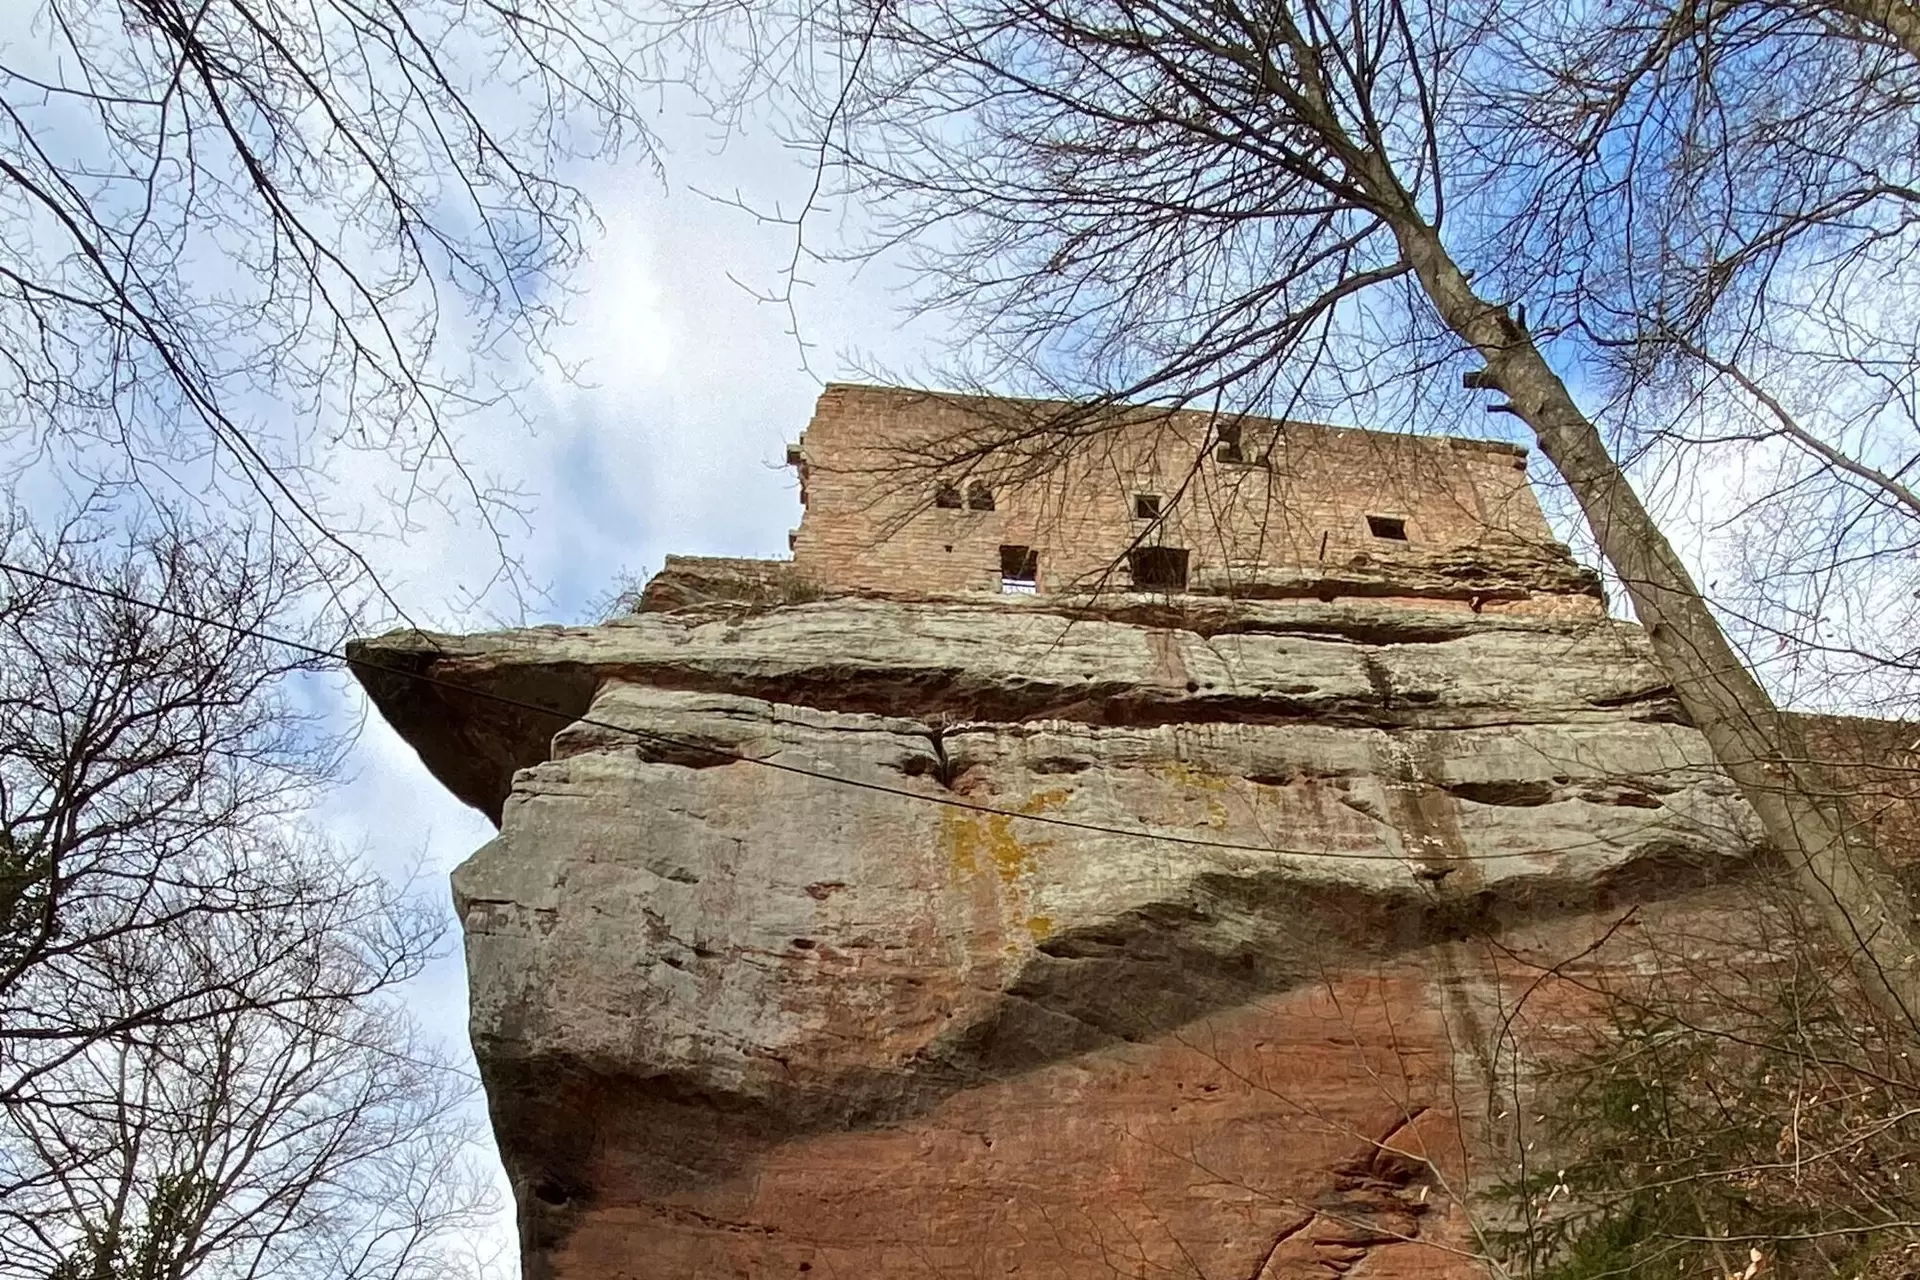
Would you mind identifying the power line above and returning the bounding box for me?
[1,558,1608,865]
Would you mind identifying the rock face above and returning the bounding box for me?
[353,592,1770,1279]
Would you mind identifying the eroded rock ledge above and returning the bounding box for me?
[639,541,1607,615]
[354,594,1766,1279]
[350,596,1666,823]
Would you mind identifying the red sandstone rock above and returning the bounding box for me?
[353,593,1766,1278]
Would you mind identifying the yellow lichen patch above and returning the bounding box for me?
[942,808,1031,882]
[942,790,1067,884]
[1022,788,1073,813]
[1026,915,1054,940]
[942,808,980,876]
[993,789,1069,882]
[988,815,1032,883]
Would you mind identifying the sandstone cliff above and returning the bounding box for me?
[352,583,1780,1279]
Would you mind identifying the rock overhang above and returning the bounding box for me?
[348,589,1803,1278]
[339,364,1920,1278]
[349,594,1666,824]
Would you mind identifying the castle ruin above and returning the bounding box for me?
[352,385,1902,1278]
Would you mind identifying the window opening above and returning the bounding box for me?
[1000,545,1039,593]
[1129,546,1190,591]
[1214,423,1244,463]
[967,482,995,510]
[1213,420,1272,467]
[1133,493,1162,519]
[934,482,963,509]
[1366,515,1409,541]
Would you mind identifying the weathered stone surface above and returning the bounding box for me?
[636,556,824,613]
[1184,541,1603,609]
[353,597,1766,1278]
[642,540,1605,615]
[351,597,1675,819]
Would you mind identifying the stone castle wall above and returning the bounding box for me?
[787,384,1599,614]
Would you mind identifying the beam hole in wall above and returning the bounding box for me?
[934,483,963,509]
[1000,544,1039,593]
[967,482,995,510]
[1129,546,1190,591]
[1133,493,1162,519]
[1367,514,1409,541]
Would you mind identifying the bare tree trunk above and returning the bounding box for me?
[1390,215,1920,1038]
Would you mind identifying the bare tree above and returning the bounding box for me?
[667,0,1920,1038]
[1470,0,1920,711]
[0,1,661,603]
[0,509,490,1278]
[0,844,495,1280]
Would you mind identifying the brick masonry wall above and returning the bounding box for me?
[787,383,1589,606]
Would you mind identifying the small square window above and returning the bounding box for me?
[967,482,995,510]
[1129,546,1190,591]
[1000,544,1039,593]
[1367,515,1409,541]
[1133,493,1162,519]
[934,483,963,509]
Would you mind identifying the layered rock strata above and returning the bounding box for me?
[353,587,1782,1279]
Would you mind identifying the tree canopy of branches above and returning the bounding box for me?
[0,511,493,1279]
[1483,0,1920,716]
[667,0,1920,1045]
[0,1,656,601]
